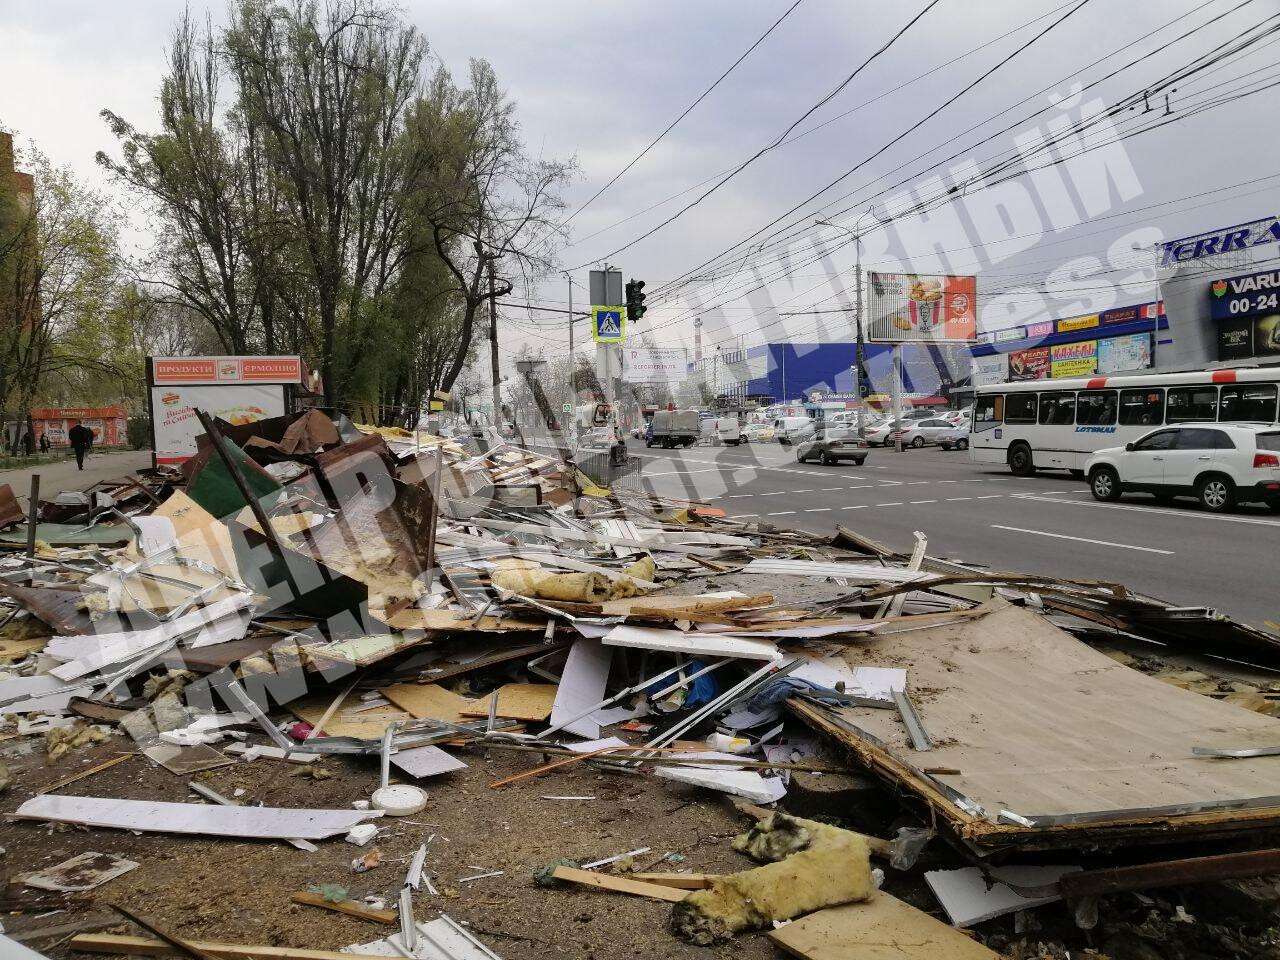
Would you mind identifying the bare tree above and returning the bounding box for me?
[405,60,574,394]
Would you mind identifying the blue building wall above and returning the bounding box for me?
[745,342,969,402]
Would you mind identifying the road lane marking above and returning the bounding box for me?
[990,524,1174,555]
[974,494,1003,499]
[945,497,972,502]
[878,502,903,507]
[767,510,796,516]
[841,504,870,510]
[805,507,832,512]
[1012,494,1280,527]
[909,500,937,504]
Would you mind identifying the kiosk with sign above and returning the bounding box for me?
[146,355,310,465]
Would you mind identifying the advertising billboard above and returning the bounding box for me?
[1209,268,1280,321]
[1008,346,1051,381]
[150,383,286,464]
[970,353,1009,387]
[1055,313,1099,334]
[1025,320,1054,340]
[621,347,687,384]
[1050,340,1098,378]
[866,273,977,343]
[151,356,303,384]
[1097,333,1152,374]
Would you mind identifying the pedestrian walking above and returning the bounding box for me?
[68,422,94,471]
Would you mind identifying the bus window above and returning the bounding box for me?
[1166,385,1218,423]
[1005,393,1037,424]
[1219,384,1277,423]
[1076,390,1117,425]
[973,394,1001,431]
[1119,388,1163,426]
[1038,391,1076,425]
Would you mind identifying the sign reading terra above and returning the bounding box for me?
[1161,215,1280,266]
[591,306,626,343]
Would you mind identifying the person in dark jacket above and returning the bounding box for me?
[68,422,94,470]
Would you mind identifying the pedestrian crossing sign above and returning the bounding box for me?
[592,306,626,343]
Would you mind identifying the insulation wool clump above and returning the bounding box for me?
[672,812,874,945]
[490,556,655,602]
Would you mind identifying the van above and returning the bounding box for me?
[774,416,815,446]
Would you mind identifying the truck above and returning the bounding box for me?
[645,409,700,448]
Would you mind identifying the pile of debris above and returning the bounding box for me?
[0,406,1278,960]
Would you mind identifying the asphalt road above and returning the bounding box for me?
[623,437,1280,632]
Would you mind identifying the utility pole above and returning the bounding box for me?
[488,258,500,426]
[566,273,574,358]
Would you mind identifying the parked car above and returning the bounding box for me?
[774,416,816,446]
[741,421,775,443]
[938,425,970,451]
[900,417,958,448]
[795,427,869,465]
[714,416,742,446]
[864,420,907,446]
[646,409,700,448]
[1085,424,1280,513]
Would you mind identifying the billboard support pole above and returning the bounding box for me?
[854,251,866,441]
[891,344,904,453]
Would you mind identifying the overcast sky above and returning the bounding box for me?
[2,0,1277,374]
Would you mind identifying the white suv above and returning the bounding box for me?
[1085,424,1280,513]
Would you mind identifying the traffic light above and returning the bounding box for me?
[625,279,646,324]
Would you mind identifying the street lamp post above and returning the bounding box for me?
[816,208,884,442]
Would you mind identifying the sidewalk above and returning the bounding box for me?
[0,448,153,498]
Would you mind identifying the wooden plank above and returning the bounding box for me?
[69,933,385,960]
[630,872,718,890]
[289,892,396,924]
[769,893,1000,960]
[460,682,557,722]
[549,866,688,902]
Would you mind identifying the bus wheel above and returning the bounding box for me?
[1008,442,1035,477]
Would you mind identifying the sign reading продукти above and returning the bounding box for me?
[591,306,626,343]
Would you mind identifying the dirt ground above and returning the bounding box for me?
[1,730,791,959]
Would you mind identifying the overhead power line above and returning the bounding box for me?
[567,0,948,270]
[560,0,806,227]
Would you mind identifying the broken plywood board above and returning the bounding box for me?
[290,696,412,739]
[769,892,1000,960]
[791,598,1280,851]
[602,625,781,661]
[302,632,430,670]
[378,607,544,633]
[461,682,557,722]
[380,683,472,723]
[13,795,379,840]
